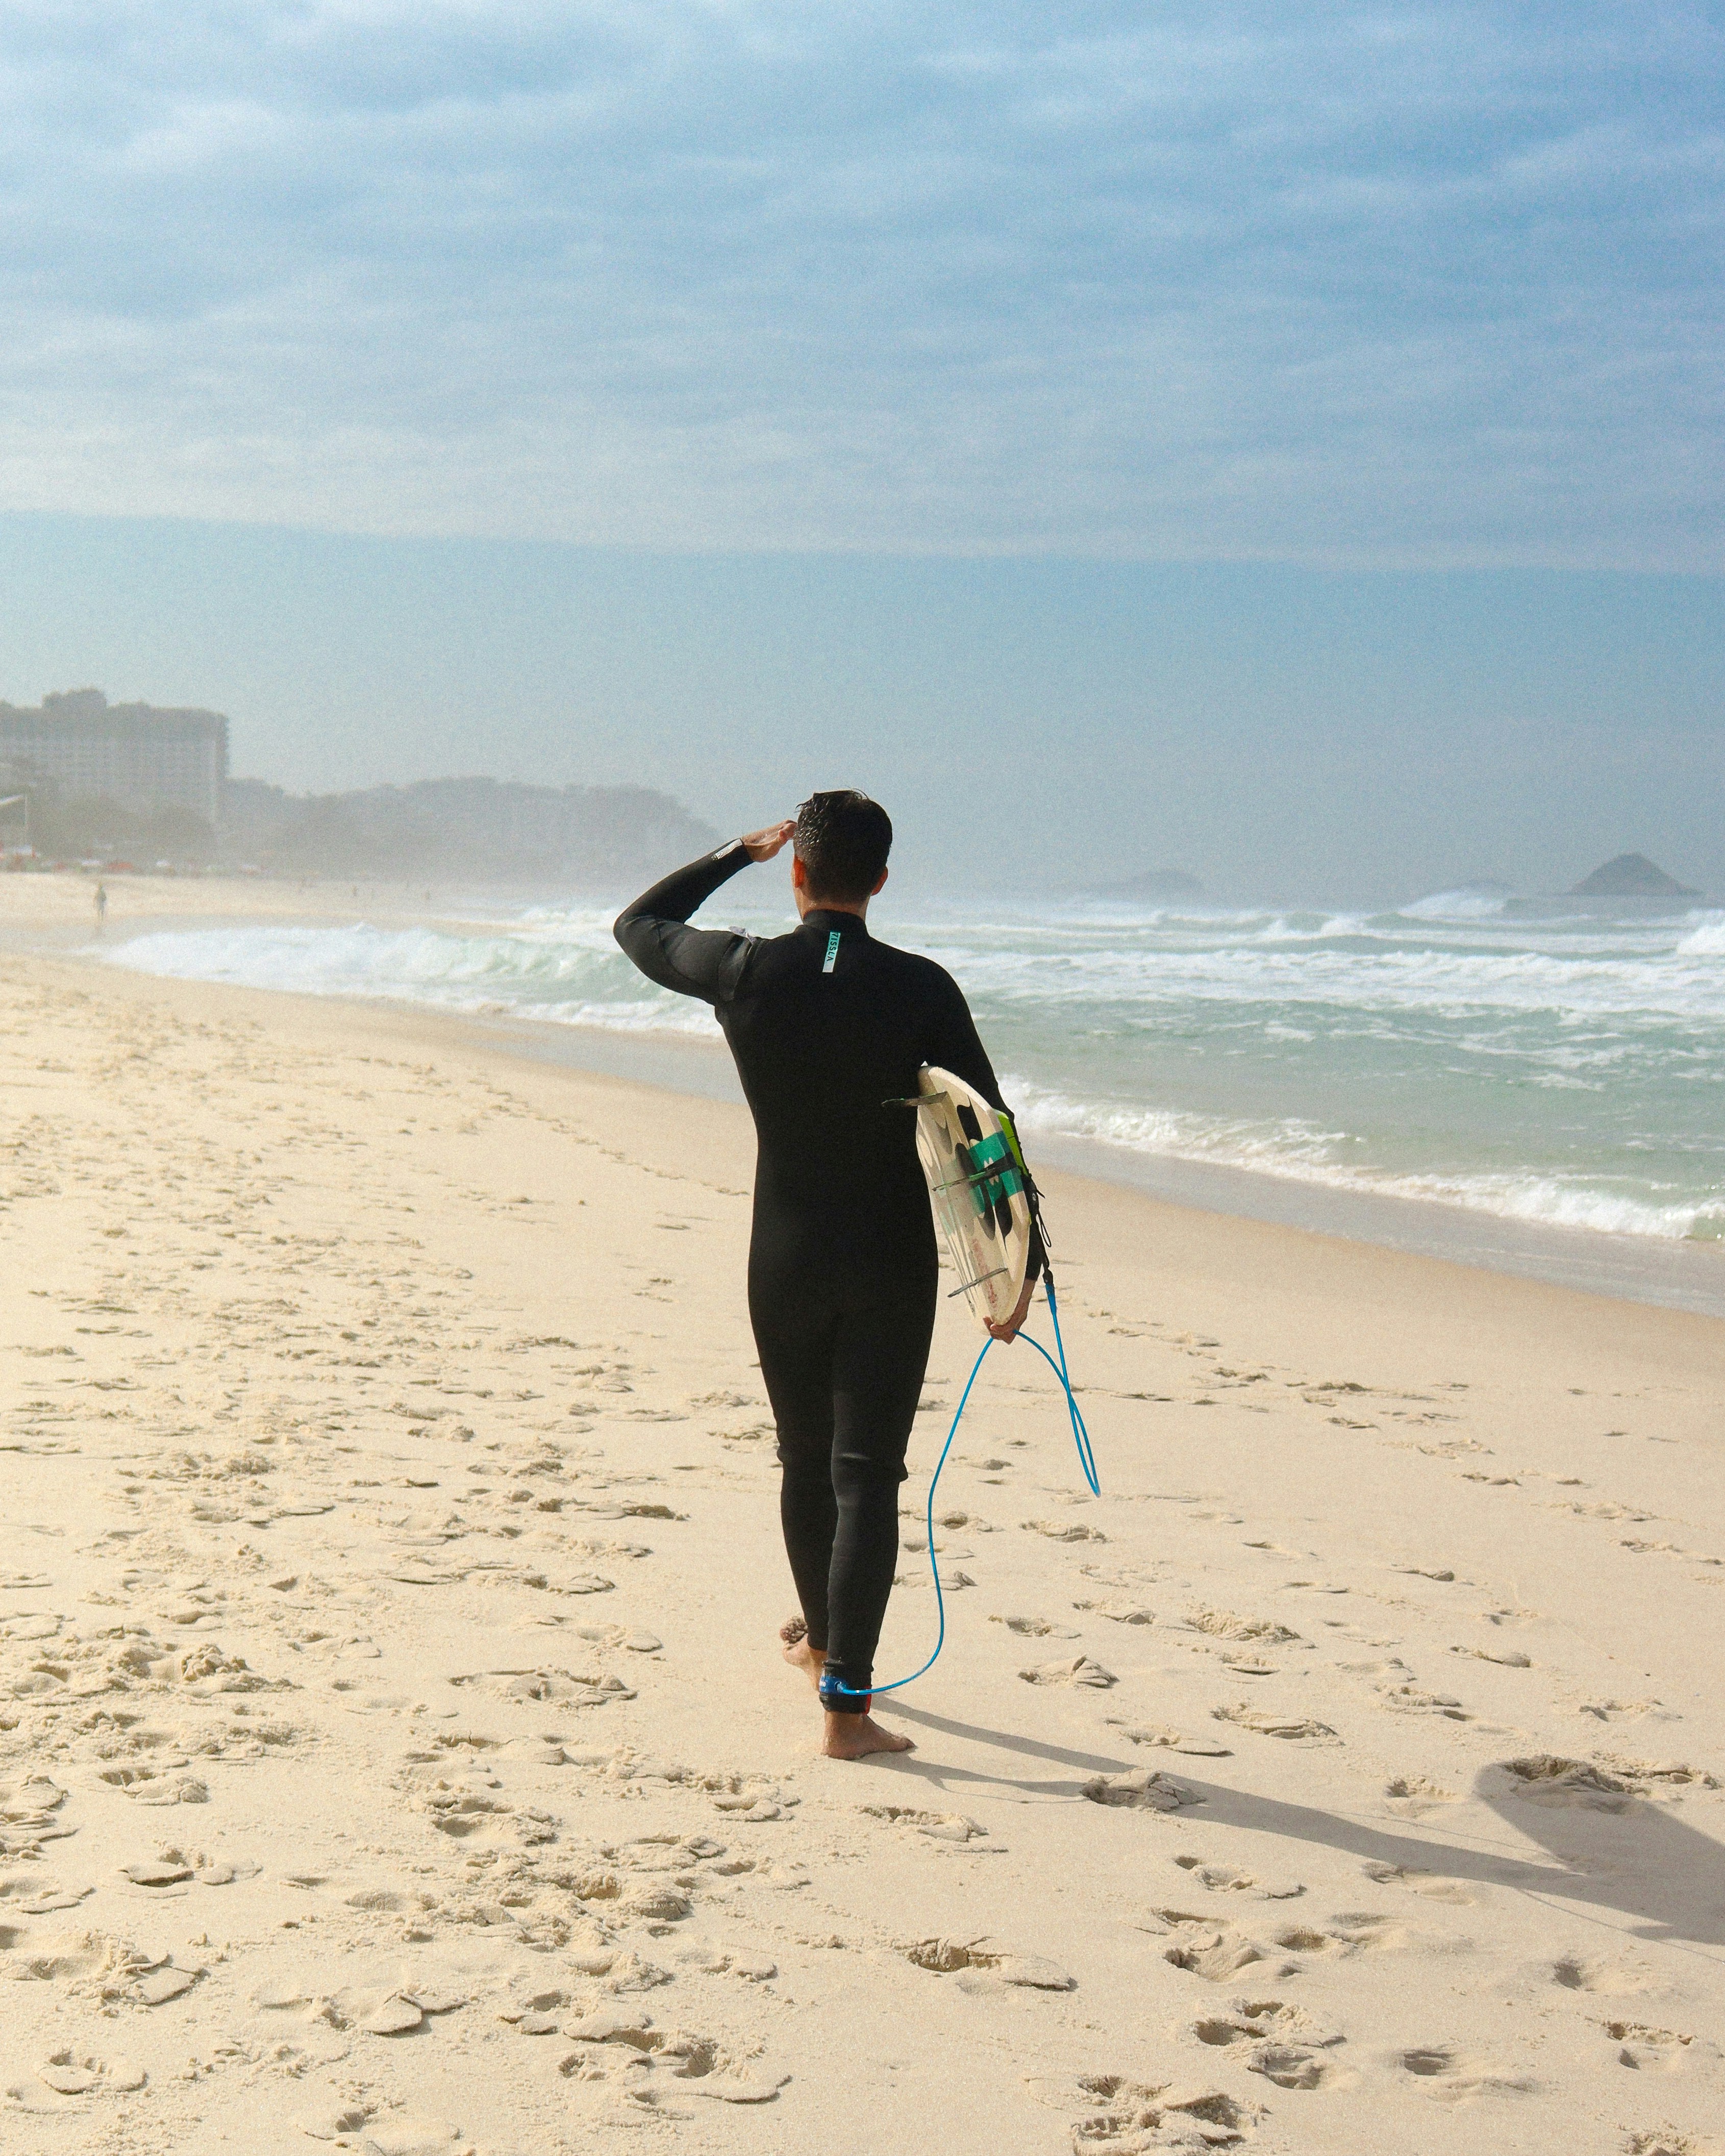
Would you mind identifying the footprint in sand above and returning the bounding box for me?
[449,1664,635,1708]
[1020,1656,1115,1688]
[1375,1681,1470,1720]
[1212,1704,1338,1744]
[1192,1998,1340,2051]
[32,2051,148,2096]
[1109,1720,1233,1757]
[557,2023,786,2105]
[1155,1914,1272,1983]
[1042,2075,1253,2152]
[536,1623,661,1653]
[606,1832,734,1884]
[1392,2045,1535,2101]
[1361,1862,1474,1904]
[153,1844,261,1888]
[1594,1753,1719,1790]
[295,2099,377,2142]
[5,1883,92,1914]
[0,1775,71,1855]
[1313,1911,1452,1955]
[1084,1770,1201,1813]
[356,2120,474,2155]
[1243,2041,1355,2091]
[1497,1755,1656,1812]
[1605,2022,1719,2072]
[1383,1775,1458,1818]
[903,1936,1076,1991]
[412,1773,559,1847]
[98,1765,211,1806]
[122,1856,194,1886]
[1074,1598,1156,1624]
[706,1784,788,1822]
[1551,1953,1662,1996]
[1078,1560,1159,1592]
[674,1948,777,1981]
[991,1614,1080,1638]
[1576,1697,1663,1724]
[1187,1609,1301,1646]
[1172,1854,1303,1899]
[860,1803,990,1845]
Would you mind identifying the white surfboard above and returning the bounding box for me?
[913,1064,1034,1331]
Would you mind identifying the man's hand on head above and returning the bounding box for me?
[742,820,796,863]
[987,1273,1037,1343]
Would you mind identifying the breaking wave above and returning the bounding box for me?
[1007,1081,1723,1243]
[105,889,1725,1249]
[107,919,721,1039]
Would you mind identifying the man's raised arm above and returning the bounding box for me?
[613,821,793,1005]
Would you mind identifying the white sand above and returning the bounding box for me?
[2,906,1722,2156]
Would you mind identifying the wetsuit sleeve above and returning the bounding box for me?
[613,843,757,1005]
[925,969,1047,1287]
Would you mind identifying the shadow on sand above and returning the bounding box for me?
[881,1703,1725,1949]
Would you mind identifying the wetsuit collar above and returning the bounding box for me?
[801,908,871,939]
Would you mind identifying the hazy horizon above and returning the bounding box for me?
[3,514,1720,905]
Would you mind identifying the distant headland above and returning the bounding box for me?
[1,689,715,880]
[223,776,717,884]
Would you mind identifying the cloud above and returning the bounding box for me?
[1,1,1720,564]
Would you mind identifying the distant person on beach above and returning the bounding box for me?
[93,882,107,931]
[616,791,1040,1760]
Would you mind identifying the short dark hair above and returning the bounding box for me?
[794,790,892,904]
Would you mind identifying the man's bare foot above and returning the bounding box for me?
[780,1616,825,1692]
[822,1711,914,1760]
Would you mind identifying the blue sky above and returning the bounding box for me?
[2,4,1721,890]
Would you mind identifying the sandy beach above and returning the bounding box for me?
[3,881,1723,2156]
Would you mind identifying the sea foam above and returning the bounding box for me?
[108,920,721,1038]
[105,891,1725,1248]
[1007,1077,1720,1243]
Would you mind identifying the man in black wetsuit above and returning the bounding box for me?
[615,790,1038,1760]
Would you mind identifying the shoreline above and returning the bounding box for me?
[20,942,1725,1371]
[5,874,1722,1320]
[471,1013,1725,1322]
[18,936,1725,1365]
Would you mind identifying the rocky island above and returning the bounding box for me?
[1569,852,1699,898]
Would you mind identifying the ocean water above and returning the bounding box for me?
[108,888,1725,1252]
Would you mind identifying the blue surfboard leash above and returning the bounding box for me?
[821,1269,1098,1707]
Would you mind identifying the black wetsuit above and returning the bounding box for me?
[614,842,1038,1705]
